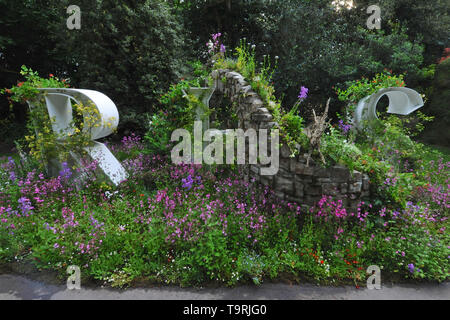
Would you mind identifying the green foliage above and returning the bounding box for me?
[335,71,406,107]
[0,131,448,287]
[144,112,174,156]
[322,71,447,208]
[143,66,209,155]
[382,112,434,138]
[1,66,67,105]
[264,3,424,112]
[421,58,450,147]
[215,39,277,107]
[279,106,309,151]
[0,0,65,142]
[354,0,450,65]
[175,0,441,118]
[215,40,307,156]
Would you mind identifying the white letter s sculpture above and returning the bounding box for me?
[353,87,424,129]
[27,88,128,185]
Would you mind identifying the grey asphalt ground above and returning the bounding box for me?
[0,274,449,300]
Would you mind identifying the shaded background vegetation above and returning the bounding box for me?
[1,0,449,146]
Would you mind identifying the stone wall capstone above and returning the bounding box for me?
[211,69,370,211]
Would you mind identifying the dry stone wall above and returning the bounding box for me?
[211,69,370,210]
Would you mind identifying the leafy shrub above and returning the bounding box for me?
[335,70,406,108]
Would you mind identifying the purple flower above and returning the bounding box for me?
[220,44,226,53]
[338,120,352,134]
[182,175,194,190]
[408,263,415,273]
[298,86,308,100]
[9,171,16,182]
[59,162,72,180]
[18,197,34,216]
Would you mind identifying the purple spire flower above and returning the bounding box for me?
[220,44,226,53]
[298,86,308,100]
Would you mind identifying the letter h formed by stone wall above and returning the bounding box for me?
[212,69,370,211]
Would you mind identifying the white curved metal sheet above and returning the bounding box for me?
[37,88,120,140]
[28,88,127,185]
[353,87,424,129]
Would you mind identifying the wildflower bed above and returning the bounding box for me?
[0,39,448,288]
[0,134,448,287]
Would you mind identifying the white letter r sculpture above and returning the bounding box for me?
[27,88,128,186]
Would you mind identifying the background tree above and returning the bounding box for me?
[55,0,188,133]
[0,0,64,145]
[1,0,448,147]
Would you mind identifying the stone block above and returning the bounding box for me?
[294,163,314,176]
[258,122,277,130]
[250,165,260,175]
[254,107,269,114]
[274,191,285,200]
[280,144,292,158]
[361,190,370,197]
[316,177,332,183]
[277,168,292,178]
[351,170,362,182]
[279,158,291,171]
[362,174,370,191]
[305,195,321,206]
[322,183,339,196]
[295,175,313,184]
[331,165,350,182]
[260,175,273,187]
[348,181,362,193]
[241,85,253,94]
[314,167,331,178]
[295,180,304,198]
[275,175,294,195]
[251,113,273,122]
[305,185,321,196]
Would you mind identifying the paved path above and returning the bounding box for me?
[0,274,449,300]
